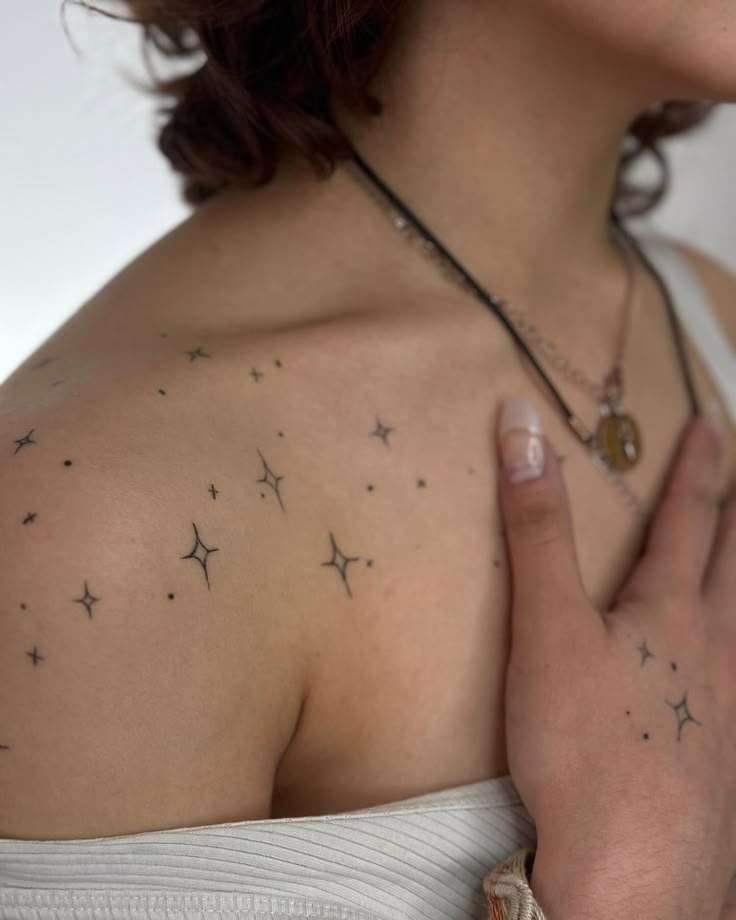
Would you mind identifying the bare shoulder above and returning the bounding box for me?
[0,332,314,839]
[669,238,736,347]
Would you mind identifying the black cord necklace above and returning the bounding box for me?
[346,148,701,522]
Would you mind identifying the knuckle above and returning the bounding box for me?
[506,482,567,547]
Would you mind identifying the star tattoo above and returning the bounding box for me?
[13,429,36,454]
[181,522,219,591]
[26,646,45,666]
[185,346,211,362]
[370,417,394,447]
[249,368,264,382]
[321,531,360,598]
[73,580,100,619]
[666,691,702,742]
[256,449,285,511]
[637,639,655,666]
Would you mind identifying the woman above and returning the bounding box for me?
[0,0,734,916]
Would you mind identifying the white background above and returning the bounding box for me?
[1,2,735,385]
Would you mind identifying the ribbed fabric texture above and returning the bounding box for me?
[0,776,535,920]
[0,235,733,920]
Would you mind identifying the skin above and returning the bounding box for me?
[0,0,734,844]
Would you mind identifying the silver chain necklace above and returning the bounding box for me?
[344,154,651,523]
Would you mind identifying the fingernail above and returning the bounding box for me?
[499,396,545,483]
[703,398,725,441]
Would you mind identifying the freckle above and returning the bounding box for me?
[416,479,426,488]
[642,733,649,740]
[160,332,168,338]
[64,459,72,467]
[158,389,167,395]
[671,662,677,671]
[493,560,500,568]
[20,603,27,610]
[274,359,282,368]
[277,431,284,437]
[467,467,476,475]
[367,484,374,492]
[168,593,175,600]
[626,710,630,715]
[366,559,373,568]
[261,493,266,499]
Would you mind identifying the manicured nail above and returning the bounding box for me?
[703,398,725,441]
[499,396,545,483]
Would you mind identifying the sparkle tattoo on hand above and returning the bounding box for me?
[666,691,702,742]
[637,639,655,666]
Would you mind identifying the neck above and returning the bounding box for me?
[329,1,661,322]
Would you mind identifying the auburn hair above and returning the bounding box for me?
[66,0,716,211]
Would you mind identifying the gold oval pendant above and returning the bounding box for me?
[596,411,642,471]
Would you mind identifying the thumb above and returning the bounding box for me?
[497,397,588,627]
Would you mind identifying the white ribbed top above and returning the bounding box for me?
[0,234,733,920]
[0,775,534,920]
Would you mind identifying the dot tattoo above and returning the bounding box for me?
[370,417,394,447]
[73,580,100,619]
[22,512,37,525]
[26,646,45,666]
[637,639,655,666]
[13,429,36,454]
[256,449,285,511]
[185,346,211,362]
[208,483,219,500]
[249,368,264,382]
[666,691,702,742]
[181,522,219,591]
[322,531,360,598]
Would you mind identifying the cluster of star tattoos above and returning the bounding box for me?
[2,340,703,753]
